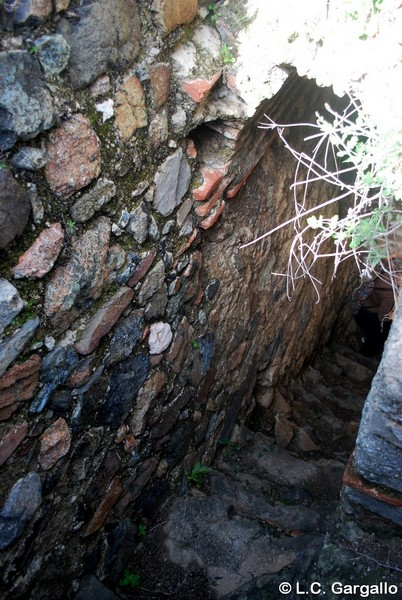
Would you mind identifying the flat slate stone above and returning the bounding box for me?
[0,472,42,550]
[0,279,24,334]
[153,148,191,216]
[0,318,40,378]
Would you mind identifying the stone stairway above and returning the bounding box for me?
[85,344,402,600]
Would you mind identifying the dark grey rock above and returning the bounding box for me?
[70,178,116,223]
[50,390,73,413]
[116,253,140,285]
[0,168,30,249]
[128,201,149,245]
[0,472,42,550]
[205,278,220,301]
[117,210,131,229]
[163,422,194,466]
[354,296,402,492]
[30,345,79,413]
[97,354,150,426]
[11,147,47,171]
[0,105,17,150]
[75,574,120,600]
[105,310,145,367]
[105,518,137,582]
[138,259,165,306]
[58,0,140,89]
[0,317,40,377]
[0,278,24,334]
[35,34,70,77]
[27,183,44,224]
[0,51,55,144]
[343,487,402,527]
[153,148,191,216]
[188,333,215,386]
[144,287,167,321]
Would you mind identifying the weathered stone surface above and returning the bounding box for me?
[149,111,169,149]
[2,0,52,26]
[30,345,78,413]
[354,296,402,493]
[144,286,168,321]
[0,472,41,550]
[0,51,55,147]
[115,76,147,142]
[35,34,70,77]
[44,217,111,332]
[58,0,140,89]
[11,147,47,171]
[183,71,222,104]
[153,148,191,216]
[50,389,72,413]
[166,316,191,373]
[138,259,165,306]
[83,477,122,537]
[128,201,149,244]
[127,249,157,288]
[105,309,145,367]
[12,223,64,279]
[0,279,23,334]
[0,169,30,249]
[149,62,171,109]
[149,322,172,354]
[0,318,40,378]
[75,287,134,356]
[54,0,70,12]
[131,370,167,435]
[188,333,215,386]
[0,355,41,420]
[70,178,116,223]
[0,422,29,466]
[38,417,71,470]
[27,183,44,224]
[97,355,150,427]
[76,574,120,600]
[152,0,198,35]
[45,114,101,199]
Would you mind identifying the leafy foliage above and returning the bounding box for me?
[185,462,212,488]
[118,569,141,589]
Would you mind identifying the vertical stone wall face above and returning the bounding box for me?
[0,2,354,597]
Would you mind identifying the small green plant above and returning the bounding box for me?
[66,218,76,235]
[191,340,200,349]
[220,43,236,66]
[118,569,141,589]
[185,462,212,488]
[208,3,222,24]
[137,524,147,537]
[28,44,39,54]
[0,161,7,169]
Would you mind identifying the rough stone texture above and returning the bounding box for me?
[0,169,30,249]
[75,287,134,356]
[97,355,150,427]
[149,62,171,109]
[128,201,149,244]
[76,574,120,600]
[11,147,47,171]
[149,322,172,354]
[12,223,64,279]
[149,111,169,149]
[0,318,40,378]
[0,51,55,148]
[0,279,23,334]
[35,34,70,77]
[0,355,41,420]
[153,148,191,216]
[70,179,116,223]
[127,249,157,288]
[131,370,166,436]
[45,114,101,199]
[38,417,71,470]
[44,217,111,332]
[0,422,29,466]
[2,0,52,26]
[58,0,140,89]
[138,259,165,306]
[115,76,147,142]
[152,0,198,35]
[354,295,402,493]
[83,477,122,537]
[30,345,78,413]
[105,309,145,367]
[0,472,41,550]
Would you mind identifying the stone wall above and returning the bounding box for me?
[0,1,354,597]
